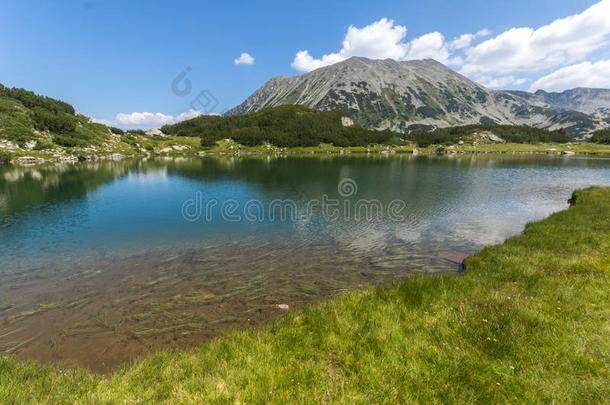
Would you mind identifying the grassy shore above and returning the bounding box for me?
[3,136,610,165]
[199,139,610,156]
[1,187,609,402]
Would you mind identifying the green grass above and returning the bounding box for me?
[198,140,610,156]
[0,96,38,146]
[1,189,610,403]
[5,139,610,165]
[452,142,610,155]
[134,134,203,152]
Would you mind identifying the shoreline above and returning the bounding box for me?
[0,242,463,374]
[2,138,610,166]
[1,187,609,402]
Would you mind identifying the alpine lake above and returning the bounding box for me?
[1,154,610,372]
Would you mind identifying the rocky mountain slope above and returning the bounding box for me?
[227,57,608,137]
[510,88,610,116]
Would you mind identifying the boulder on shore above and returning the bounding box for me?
[146,129,167,137]
[15,156,45,165]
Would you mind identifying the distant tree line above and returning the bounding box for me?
[0,84,75,115]
[108,126,124,134]
[161,105,394,147]
[591,129,610,144]
[161,105,581,148]
[405,125,572,147]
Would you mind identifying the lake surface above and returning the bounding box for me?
[1,154,610,371]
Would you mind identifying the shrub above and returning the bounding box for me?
[591,129,610,144]
[0,152,11,165]
[127,129,146,135]
[405,124,572,147]
[0,83,111,149]
[161,105,395,147]
[0,152,11,166]
[0,86,75,115]
[108,126,124,134]
[33,138,55,150]
[31,107,77,134]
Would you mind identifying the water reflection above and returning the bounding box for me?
[2,154,610,269]
[0,161,132,216]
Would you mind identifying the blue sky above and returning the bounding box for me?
[1,0,608,128]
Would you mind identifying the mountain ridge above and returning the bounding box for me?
[227,57,610,137]
[507,88,610,116]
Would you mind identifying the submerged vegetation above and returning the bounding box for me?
[1,187,609,402]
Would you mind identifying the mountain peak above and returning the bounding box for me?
[227,60,609,136]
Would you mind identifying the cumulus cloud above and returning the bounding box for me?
[291,18,409,72]
[234,52,255,65]
[405,32,449,63]
[93,109,203,129]
[476,75,527,89]
[291,51,345,73]
[449,29,491,50]
[287,1,610,92]
[461,0,610,75]
[290,18,494,72]
[530,60,610,91]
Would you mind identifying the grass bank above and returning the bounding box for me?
[450,141,610,155]
[1,187,610,403]
[4,138,610,165]
[198,139,610,156]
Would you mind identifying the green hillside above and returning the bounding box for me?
[0,84,110,149]
[591,129,610,144]
[161,105,396,147]
[406,124,573,147]
[1,84,609,162]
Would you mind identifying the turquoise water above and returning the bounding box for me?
[2,155,610,269]
[1,154,610,370]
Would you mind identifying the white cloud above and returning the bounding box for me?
[291,50,345,73]
[461,0,610,75]
[530,60,610,91]
[290,18,493,72]
[291,18,409,72]
[448,56,464,66]
[405,32,449,64]
[338,18,409,60]
[476,75,527,89]
[93,109,203,129]
[234,52,255,65]
[449,29,491,50]
[287,1,610,92]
